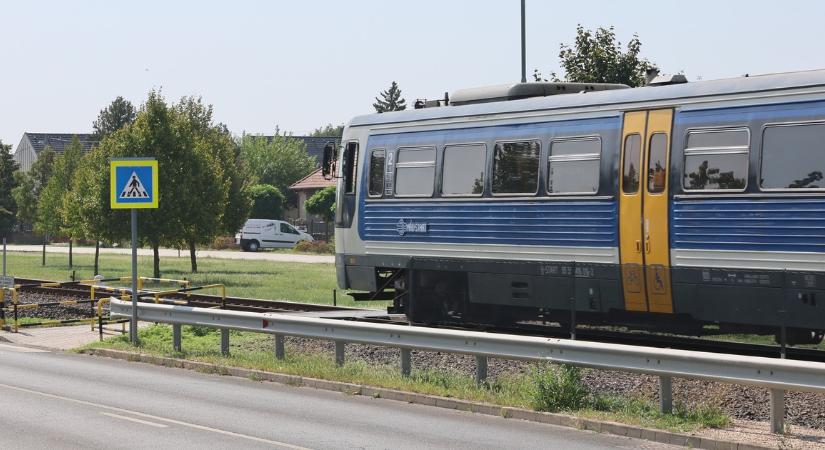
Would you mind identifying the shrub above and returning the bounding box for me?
[294,240,334,254]
[530,364,590,412]
[248,184,285,219]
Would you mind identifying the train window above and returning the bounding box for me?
[491,141,540,195]
[342,142,358,194]
[647,133,668,194]
[394,147,436,197]
[683,128,749,191]
[442,144,486,196]
[761,123,825,190]
[622,134,641,194]
[547,137,600,194]
[368,149,385,197]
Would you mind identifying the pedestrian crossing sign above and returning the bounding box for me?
[110,158,159,209]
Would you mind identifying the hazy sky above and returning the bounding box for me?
[3,0,825,148]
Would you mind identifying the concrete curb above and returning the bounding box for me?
[83,348,771,450]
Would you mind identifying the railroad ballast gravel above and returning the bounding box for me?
[272,336,825,430]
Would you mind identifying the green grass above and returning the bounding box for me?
[3,251,374,308]
[83,324,730,433]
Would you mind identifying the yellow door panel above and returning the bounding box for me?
[619,111,648,312]
[643,109,674,314]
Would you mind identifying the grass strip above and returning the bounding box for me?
[83,324,729,433]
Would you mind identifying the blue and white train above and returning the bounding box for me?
[328,70,825,344]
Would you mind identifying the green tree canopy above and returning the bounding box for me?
[0,141,19,237]
[37,137,83,238]
[13,146,57,226]
[373,81,407,113]
[240,133,316,206]
[535,25,656,88]
[93,96,136,139]
[248,184,285,220]
[309,124,344,138]
[304,186,335,222]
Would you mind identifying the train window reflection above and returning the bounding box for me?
[761,123,825,190]
[548,137,600,194]
[442,144,486,196]
[368,149,385,197]
[647,133,668,193]
[622,134,641,194]
[491,141,540,195]
[395,147,435,197]
[683,128,749,191]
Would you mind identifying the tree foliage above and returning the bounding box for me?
[74,91,253,276]
[309,123,344,138]
[240,133,316,206]
[93,96,136,139]
[13,146,56,226]
[535,25,656,88]
[304,186,336,222]
[0,141,18,237]
[37,137,83,238]
[373,81,407,113]
[248,184,285,220]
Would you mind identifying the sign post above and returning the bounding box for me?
[110,158,159,345]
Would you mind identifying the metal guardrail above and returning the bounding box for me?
[111,298,825,433]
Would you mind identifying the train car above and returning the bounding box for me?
[328,70,825,344]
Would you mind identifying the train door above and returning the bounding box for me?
[619,109,674,314]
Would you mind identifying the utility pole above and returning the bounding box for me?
[521,0,526,83]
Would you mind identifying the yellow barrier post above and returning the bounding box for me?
[0,288,5,329]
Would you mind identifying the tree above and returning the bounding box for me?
[0,141,19,238]
[64,145,127,275]
[373,81,407,113]
[173,96,234,273]
[37,137,83,266]
[11,171,36,226]
[304,186,335,223]
[248,184,285,220]
[93,96,136,139]
[309,123,344,138]
[535,25,656,88]
[12,146,56,227]
[101,90,187,278]
[240,133,316,206]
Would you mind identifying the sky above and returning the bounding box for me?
[3,0,825,148]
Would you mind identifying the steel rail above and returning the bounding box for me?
[110,298,825,394]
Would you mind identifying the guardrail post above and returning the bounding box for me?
[334,341,345,366]
[771,389,785,433]
[274,334,285,360]
[475,355,488,384]
[659,376,673,414]
[220,329,230,356]
[400,348,411,376]
[172,324,182,352]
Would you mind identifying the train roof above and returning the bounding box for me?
[349,69,825,128]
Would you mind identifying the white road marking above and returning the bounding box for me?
[0,382,310,449]
[101,412,168,428]
[0,343,49,353]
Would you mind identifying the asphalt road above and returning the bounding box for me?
[0,344,675,449]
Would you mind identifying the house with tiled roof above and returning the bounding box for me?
[13,132,98,172]
[249,135,340,166]
[289,168,336,221]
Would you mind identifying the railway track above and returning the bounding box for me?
[9,278,824,362]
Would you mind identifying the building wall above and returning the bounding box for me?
[13,135,35,172]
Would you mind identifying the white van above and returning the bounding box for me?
[235,219,314,251]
